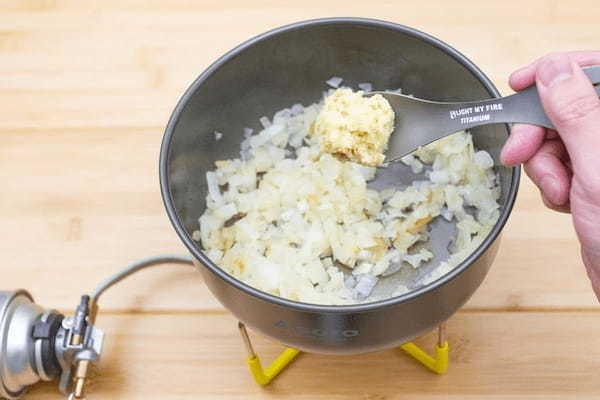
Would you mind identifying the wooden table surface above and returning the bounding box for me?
[2,1,599,399]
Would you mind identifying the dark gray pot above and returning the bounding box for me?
[159,17,520,355]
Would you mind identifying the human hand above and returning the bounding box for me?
[500,52,600,300]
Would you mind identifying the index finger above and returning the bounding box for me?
[509,51,600,91]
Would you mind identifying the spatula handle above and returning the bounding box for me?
[440,65,600,132]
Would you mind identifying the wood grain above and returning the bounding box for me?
[25,312,600,399]
[1,0,599,398]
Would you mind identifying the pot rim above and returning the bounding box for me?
[159,17,521,314]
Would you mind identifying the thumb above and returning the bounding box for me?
[535,55,600,172]
[536,55,600,253]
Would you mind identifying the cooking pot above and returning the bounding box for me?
[159,17,520,354]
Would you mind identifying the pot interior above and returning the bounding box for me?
[163,19,516,302]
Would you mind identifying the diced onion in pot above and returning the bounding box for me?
[358,82,373,92]
[197,86,500,305]
[326,76,344,88]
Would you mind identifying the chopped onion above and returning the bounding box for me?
[326,76,343,88]
[205,171,223,206]
[358,82,373,92]
[259,116,271,128]
[353,275,378,300]
[474,150,494,169]
[291,103,304,116]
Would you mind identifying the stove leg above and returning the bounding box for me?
[238,322,301,386]
[399,322,449,374]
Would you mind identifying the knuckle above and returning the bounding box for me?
[540,139,567,158]
[552,95,600,125]
[541,192,571,213]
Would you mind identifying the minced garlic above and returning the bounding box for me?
[313,88,395,166]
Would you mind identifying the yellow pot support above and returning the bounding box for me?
[238,322,300,386]
[399,340,449,374]
[239,322,448,386]
[246,347,301,386]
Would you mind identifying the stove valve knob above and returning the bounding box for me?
[0,291,104,400]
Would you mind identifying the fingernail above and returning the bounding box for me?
[540,176,561,204]
[538,57,573,88]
